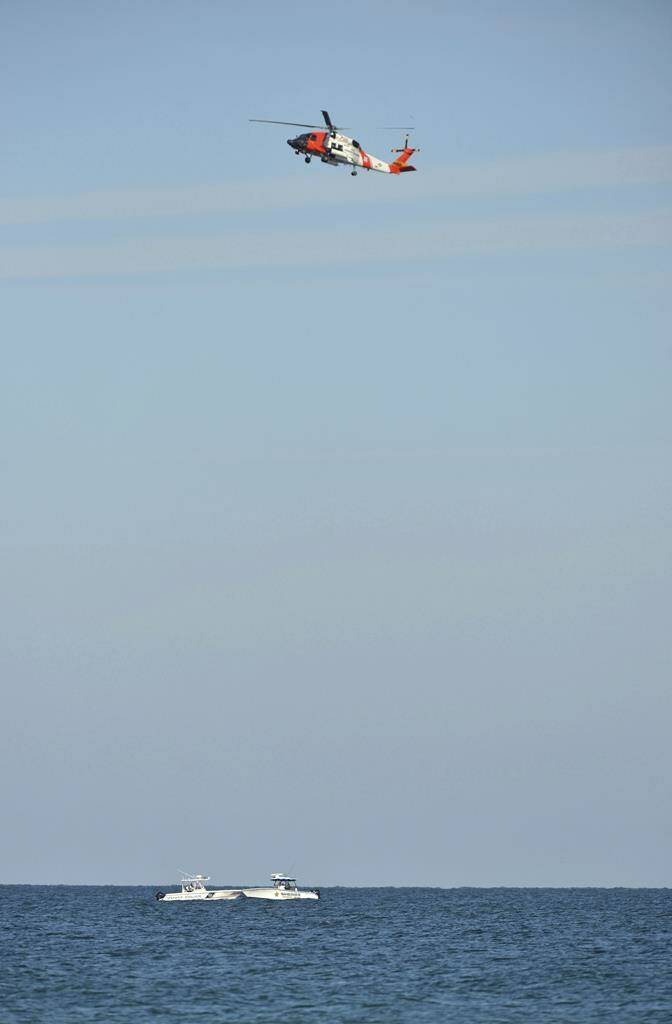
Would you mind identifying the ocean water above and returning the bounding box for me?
[2,886,671,1022]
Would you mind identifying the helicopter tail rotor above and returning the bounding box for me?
[391,133,420,154]
[389,134,418,174]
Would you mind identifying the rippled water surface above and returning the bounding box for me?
[2,886,671,1022]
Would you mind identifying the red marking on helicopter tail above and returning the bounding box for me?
[390,147,416,174]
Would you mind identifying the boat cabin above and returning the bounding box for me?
[271,873,298,892]
[181,874,210,893]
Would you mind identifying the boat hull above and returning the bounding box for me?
[241,888,319,900]
[158,889,241,902]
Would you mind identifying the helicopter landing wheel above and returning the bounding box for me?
[305,156,311,163]
[351,170,357,176]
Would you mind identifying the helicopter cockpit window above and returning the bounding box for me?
[352,140,360,149]
[310,134,317,140]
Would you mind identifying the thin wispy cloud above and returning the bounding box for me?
[1,145,671,227]
[1,210,670,280]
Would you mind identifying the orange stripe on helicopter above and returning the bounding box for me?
[306,131,328,155]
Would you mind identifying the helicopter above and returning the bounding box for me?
[249,110,418,177]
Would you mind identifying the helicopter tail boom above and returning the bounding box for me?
[388,131,419,173]
[389,147,417,174]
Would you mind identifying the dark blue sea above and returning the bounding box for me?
[2,887,671,1022]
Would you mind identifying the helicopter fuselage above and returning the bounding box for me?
[287,130,414,175]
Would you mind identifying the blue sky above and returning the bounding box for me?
[1,1,671,885]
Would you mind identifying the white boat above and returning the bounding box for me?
[155,873,241,902]
[241,873,320,900]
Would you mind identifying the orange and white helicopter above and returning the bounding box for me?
[250,110,418,177]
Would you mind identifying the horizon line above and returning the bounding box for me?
[1,881,669,889]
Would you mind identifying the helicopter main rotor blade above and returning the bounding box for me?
[322,110,335,130]
[249,119,325,128]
